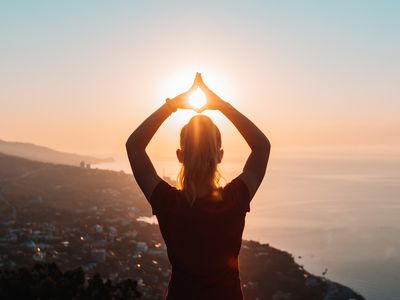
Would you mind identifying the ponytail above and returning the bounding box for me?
[177,115,222,205]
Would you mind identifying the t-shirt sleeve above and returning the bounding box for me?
[223,176,251,213]
[150,179,178,216]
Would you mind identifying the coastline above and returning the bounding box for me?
[0,152,366,299]
[93,151,400,299]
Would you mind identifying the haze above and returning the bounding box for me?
[1,1,399,160]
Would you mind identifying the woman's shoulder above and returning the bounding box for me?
[221,176,251,213]
[223,177,249,195]
[150,179,182,215]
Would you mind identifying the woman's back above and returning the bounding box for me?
[151,177,251,299]
[126,73,270,299]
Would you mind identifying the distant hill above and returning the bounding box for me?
[0,139,114,167]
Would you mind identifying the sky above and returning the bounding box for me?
[1,0,399,159]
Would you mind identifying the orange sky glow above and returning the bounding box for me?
[1,2,399,161]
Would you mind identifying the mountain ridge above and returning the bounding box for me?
[0,139,114,166]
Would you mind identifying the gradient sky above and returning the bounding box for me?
[1,0,399,158]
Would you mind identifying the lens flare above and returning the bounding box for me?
[189,88,207,109]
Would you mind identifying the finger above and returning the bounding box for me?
[197,76,209,91]
[197,73,205,85]
[195,72,202,85]
[189,73,200,91]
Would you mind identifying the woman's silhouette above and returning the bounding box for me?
[126,73,270,299]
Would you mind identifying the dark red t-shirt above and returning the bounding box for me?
[150,177,251,300]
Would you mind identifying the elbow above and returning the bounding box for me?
[126,135,139,152]
[258,138,271,165]
[265,137,271,153]
[125,137,134,150]
[250,139,270,161]
[126,140,139,160]
[126,135,146,154]
[257,135,271,154]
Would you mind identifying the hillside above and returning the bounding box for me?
[0,139,113,166]
[0,153,364,299]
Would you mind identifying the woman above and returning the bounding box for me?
[126,73,270,299]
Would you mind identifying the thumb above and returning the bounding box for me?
[195,108,204,114]
[196,104,207,113]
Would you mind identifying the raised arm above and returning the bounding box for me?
[126,74,200,201]
[198,75,270,199]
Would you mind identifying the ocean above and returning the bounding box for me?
[95,147,400,299]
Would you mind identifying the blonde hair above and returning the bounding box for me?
[177,115,222,205]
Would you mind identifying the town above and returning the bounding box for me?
[0,153,363,299]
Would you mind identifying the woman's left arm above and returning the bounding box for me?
[126,74,200,201]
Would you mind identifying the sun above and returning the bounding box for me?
[189,88,207,110]
[158,68,235,127]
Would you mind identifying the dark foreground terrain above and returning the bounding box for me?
[0,153,364,299]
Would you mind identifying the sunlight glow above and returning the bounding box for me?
[159,68,234,105]
[189,88,207,109]
[158,68,236,127]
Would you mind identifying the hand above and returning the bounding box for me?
[167,73,202,111]
[196,73,227,112]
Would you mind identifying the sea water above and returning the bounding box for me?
[95,148,400,299]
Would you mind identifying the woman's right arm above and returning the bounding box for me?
[126,73,201,201]
[198,77,271,199]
